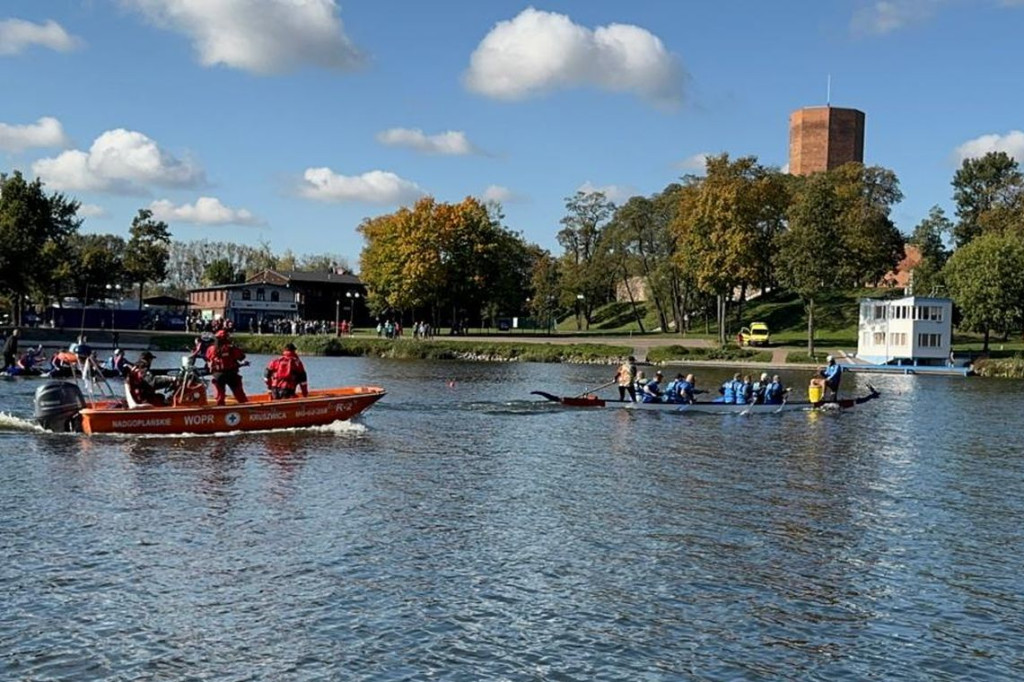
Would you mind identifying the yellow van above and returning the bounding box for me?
[738,322,771,347]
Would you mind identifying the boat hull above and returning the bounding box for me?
[79,386,385,435]
[531,388,879,414]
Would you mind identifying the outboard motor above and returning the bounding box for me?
[33,381,86,432]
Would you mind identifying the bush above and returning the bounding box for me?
[648,345,771,364]
[973,356,1024,378]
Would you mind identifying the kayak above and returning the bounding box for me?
[530,386,880,414]
[33,380,386,435]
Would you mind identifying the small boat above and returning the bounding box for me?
[530,386,880,414]
[33,380,386,435]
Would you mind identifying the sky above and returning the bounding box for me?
[2,0,1024,270]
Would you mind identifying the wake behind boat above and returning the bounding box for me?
[530,387,880,414]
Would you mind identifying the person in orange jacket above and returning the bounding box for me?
[205,329,248,405]
[264,342,309,399]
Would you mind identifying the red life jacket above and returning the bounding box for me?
[268,352,304,390]
[128,366,160,405]
[206,343,243,372]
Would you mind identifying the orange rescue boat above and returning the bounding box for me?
[34,381,386,435]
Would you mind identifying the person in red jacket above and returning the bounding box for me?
[264,342,309,399]
[205,329,248,406]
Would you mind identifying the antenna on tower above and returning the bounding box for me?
[827,74,832,106]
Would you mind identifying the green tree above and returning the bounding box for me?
[527,248,562,332]
[908,205,952,296]
[557,191,616,329]
[670,155,789,344]
[203,258,240,285]
[775,173,845,357]
[943,231,1024,351]
[0,171,81,324]
[830,163,905,286]
[951,151,1023,247]
[66,233,127,303]
[124,209,171,309]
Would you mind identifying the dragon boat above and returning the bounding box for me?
[530,386,880,414]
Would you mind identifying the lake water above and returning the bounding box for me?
[2,355,1023,680]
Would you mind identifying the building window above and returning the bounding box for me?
[862,331,870,346]
[242,289,251,301]
[918,333,942,347]
[271,290,280,302]
[256,289,265,302]
[874,305,886,320]
[873,332,886,345]
[930,306,943,321]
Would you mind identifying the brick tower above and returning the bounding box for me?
[788,106,865,175]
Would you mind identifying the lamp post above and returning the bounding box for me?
[346,291,360,331]
[105,283,122,329]
[576,293,585,331]
[335,299,340,336]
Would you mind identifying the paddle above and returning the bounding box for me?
[574,379,617,398]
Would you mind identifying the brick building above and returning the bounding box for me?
[788,106,865,175]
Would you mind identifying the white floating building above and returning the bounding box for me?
[856,296,953,366]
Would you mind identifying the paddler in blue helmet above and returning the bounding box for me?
[820,355,843,400]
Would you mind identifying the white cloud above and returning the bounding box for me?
[675,152,709,172]
[126,0,363,74]
[78,204,108,218]
[577,181,634,205]
[149,197,263,226]
[376,128,479,155]
[298,167,425,204]
[0,117,71,152]
[851,0,950,35]
[0,18,82,55]
[852,0,1023,34]
[32,128,205,194]
[463,7,684,107]
[480,185,525,203]
[954,130,1024,163]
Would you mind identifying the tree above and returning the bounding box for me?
[775,173,845,357]
[908,206,952,296]
[557,191,616,329]
[830,163,905,286]
[0,171,81,323]
[358,196,534,327]
[951,151,1023,248]
[66,233,127,303]
[943,232,1024,352]
[203,258,240,285]
[670,155,789,344]
[527,248,562,332]
[124,209,171,308]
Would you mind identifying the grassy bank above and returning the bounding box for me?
[972,356,1024,379]
[647,345,772,364]
[152,334,633,364]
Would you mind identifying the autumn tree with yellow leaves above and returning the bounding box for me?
[358,197,534,329]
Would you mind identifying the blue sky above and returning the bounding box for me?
[2,1,1023,268]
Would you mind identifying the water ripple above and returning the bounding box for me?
[2,361,1023,679]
